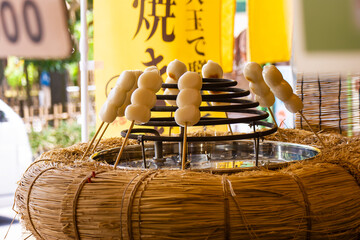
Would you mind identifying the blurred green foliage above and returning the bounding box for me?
[5,58,25,88]
[28,121,95,157]
[5,58,39,88]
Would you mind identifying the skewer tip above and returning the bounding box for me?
[299,111,325,148]
[181,123,188,170]
[113,120,135,169]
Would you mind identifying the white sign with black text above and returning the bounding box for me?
[0,0,71,58]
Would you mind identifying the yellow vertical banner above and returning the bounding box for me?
[221,0,236,73]
[247,0,292,64]
[94,0,235,137]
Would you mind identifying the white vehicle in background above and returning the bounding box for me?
[0,100,32,207]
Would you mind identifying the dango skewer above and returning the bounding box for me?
[298,111,325,147]
[202,60,233,134]
[175,72,202,170]
[80,71,137,161]
[117,69,143,117]
[243,62,283,140]
[113,69,163,168]
[225,112,233,135]
[90,122,110,152]
[165,60,187,136]
[80,121,105,161]
[182,123,188,170]
[80,100,117,161]
[113,120,135,169]
[93,71,137,147]
[263,65,325,147]
[167,59,187,81]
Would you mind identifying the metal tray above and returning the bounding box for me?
[91,140,321,172]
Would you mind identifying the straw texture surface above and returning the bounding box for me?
[15,129,360,239]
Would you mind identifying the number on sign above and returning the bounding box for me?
[0,0,42,43]
[23,0,42,42]
[1,1,18,42]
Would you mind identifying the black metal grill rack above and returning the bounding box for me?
[119,78,277,167]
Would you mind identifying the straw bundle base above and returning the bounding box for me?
[15,129,360,239]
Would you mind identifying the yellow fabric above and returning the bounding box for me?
[94,0,235,137]
[247,0,292,64]
[221,0,236,72]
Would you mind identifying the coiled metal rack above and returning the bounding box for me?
[116,78,277,167]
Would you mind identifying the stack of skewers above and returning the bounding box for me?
[81,60,325,170]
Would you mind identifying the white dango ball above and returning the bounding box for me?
[99,101,118,123]
[244,62,272,97]
[131,88,157,108]
[107,86,127,108]
[203,59,223,93]
[138,71,163,92]
[175,105,201,127]
[262,64,304,113]
[164,88,179,95]
[131,70,143,83]
[178,71,202,90]
[125,104,151,124]
[284,95,304,113]
[116,70,137,91]
[262,65,284,88]
[163,88,179,106]
[202,60,223,95]
[244,62,276,108]
[117,103,127,117]
[144,66,160,75]
[202,60,223,78]
[243,62,264,84]
[165,77,177,84]
[176,88,202,108]
[167,59,187,81]
[255,93,275,108]
[272,81,293,101]
[128,81,138,95]
[249,81,271,97]
[117,84,138,117]
[164,77,179,105]
[176,71,202,126]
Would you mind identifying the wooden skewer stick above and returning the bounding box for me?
[169,111,173,136]
[181,123,188,170]
[91,123,110,153]
[299,111,325,148]
[80,121,105,161]
[113,120,135,169]
[225,112,233,135]
[268,108,284,140]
